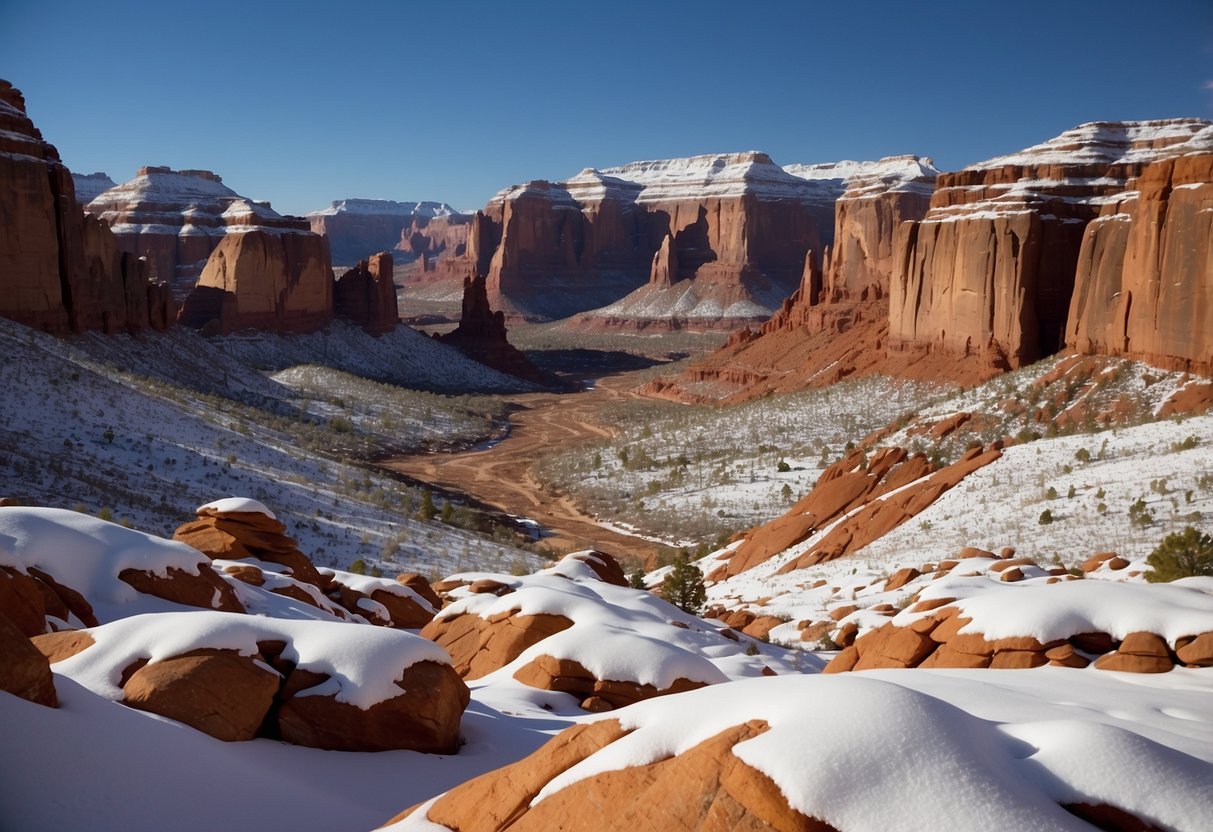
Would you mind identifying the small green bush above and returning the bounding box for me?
[1075,447,1092,463]
[1038,509,1054,525]
[776,459,791,473]
[1145,526,1213,582]
[661,554,706,615]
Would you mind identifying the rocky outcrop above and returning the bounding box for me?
[639,157,941,401]
[71,171,116,204]
[334,251,397,333]
[436,273,558,386]
[87,166,313,301]
[0,80,169,335]
[710,444,1002,580]
[1067,151,1213,374]
[0,611,57,707]
[421,610,575,679]
[389,717,840,832]
[177,227,333,334]
[890,120,1212,372]
[397,213,471,261]
[306,199,459,267]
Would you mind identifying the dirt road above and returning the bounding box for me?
[382,372,666,567]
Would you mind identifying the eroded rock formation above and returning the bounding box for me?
[70,171,116,204]
[177,226,333,335]
[890,120,1212,372]
[87,166,315,301]
[0,80,170,334]
[334,251,397,333]
[1067,150,1213,373]
[436,273,558,386]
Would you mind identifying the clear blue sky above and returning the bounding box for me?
[3,0,1210,216]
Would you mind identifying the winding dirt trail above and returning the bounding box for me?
[382,371,665,566]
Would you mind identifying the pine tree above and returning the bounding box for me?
[661,554,706,615]
[1146,526,1213,582]
[417,489,437,521]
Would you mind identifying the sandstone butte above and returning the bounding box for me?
[334,251,399,334]
[648,121,1213,403]
[0,79,173,335]
[85,166,327,303]
[436,272,562,387]
[305,198,462,268]
[436,152,895,324]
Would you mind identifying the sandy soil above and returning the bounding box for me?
[383,370,667,568]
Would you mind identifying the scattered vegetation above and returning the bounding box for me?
[660,554,707,615]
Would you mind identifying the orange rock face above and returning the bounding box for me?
[890,120,1211,372]
[178,228,334,334]
[511,654,706,710]
[333,251,398,333]
[421,610,575,679]
[1067,152,1213,374]
[175,507,326,588]
[277,659,468,754]
[122,648,279,742]
[0,80,170,335]
[394,717,841,832]
[0,611,57,707]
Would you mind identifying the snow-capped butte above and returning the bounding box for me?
[307,198,458,219]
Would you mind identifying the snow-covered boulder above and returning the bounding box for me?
[42,610,469,752]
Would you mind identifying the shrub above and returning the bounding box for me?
[1045,486,1058,500]
[1075,447,1091,463]
[781,483,793,503]
[1067,485,1076,499]
[628,569,647,589]
[1129,498,1154,528]
[1170,435,1200,453]
[1145,526,1213,582]
[776,459,791,473]
[417,489,437,521]
[349,559,367,575]
[661,554,706,615]
[1038,509,1054,525]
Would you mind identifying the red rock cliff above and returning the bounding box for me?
[0,79,170,335]
[334,251,398,334]
[307,199,460,267]
[890,120,1212,371]
[178,226,334,335]
[1067,148,1213,373]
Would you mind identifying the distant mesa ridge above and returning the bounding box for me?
[306,198,465,268]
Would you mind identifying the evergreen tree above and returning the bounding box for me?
[628,568,647,589]
[1146,526,1213,582]
[417,489,437,521]
[661,554,706,615]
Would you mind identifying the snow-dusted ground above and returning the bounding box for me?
[537,375,944,545]
[0,318,542,579]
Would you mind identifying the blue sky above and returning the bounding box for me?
[3,0,1210,215]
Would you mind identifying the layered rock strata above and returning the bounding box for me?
[890,119,1212,371]
[0,80,170,334]
[334,251,397,333]
[87,166,316,301]
[70,171,116,204]
[1067,150,1213,373]
[306,198,459,266]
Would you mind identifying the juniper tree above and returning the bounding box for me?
[661,553,706,615]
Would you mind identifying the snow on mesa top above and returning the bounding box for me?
[0,506,209,606]
[53,610,453,709]
[307,198,458,218]
[493,151,939,208]
[965,118,1213,170]
[71,171,117,203]
[197,497,276,519]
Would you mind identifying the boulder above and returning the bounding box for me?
[396,573,442,609]
[121,648,279,741]
[420,611,574,679]
[1176,632,1213,666]
[0,567,47,637]
[31,630,95,664]
[174,507,325,589]
[1094,631,1175,674]
[118,565,244,613]
[512,654,707,710]
[0,612,57,707]
[397,718,840,832]
[277,659,468,753]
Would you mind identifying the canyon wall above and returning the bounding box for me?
[333,251,398,334]
[1067,150,1213,373]
[0,80,170,335]
[889,119,1212,371]
[307,199,460,267]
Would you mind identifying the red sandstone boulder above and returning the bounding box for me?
[277,659,468,753]
[121,648,279,742]
[174,504,326,589]
[421,611,575,679]
[0,612,57,707]
[511,654,706,710]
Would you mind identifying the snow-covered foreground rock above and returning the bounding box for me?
[387,670,1213,832]
[1,501,1212,830]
